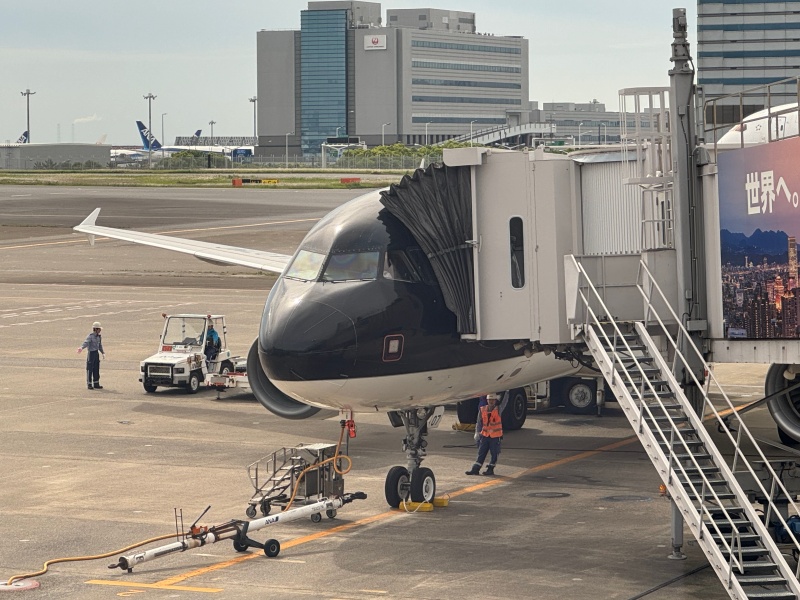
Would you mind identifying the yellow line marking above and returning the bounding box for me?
[0,218,320,251]
[84,580,222,592]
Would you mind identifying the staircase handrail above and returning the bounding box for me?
[635,258,800,575]
[569,256,754,580]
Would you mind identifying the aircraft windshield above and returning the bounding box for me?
[285,250,325,281]
[321,251,380,282]
[163,317,206,346]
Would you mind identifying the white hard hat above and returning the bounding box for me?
[486,393,499,400]
[92,321,102,329]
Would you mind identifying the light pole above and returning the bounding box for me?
[335,126,344,139]
[381,122,391,146]
[209,120,216,145]
[249,96,257,143]
[577,122,584,146]
[20,89,35,143]
[143,92,157,167]
[425,121,432,146]
[161,112,167,160]
[284,132,293,169]
[469,120,477,146]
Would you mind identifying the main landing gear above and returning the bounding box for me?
[384,408,437,508]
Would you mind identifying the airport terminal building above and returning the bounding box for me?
[256,1,528,156]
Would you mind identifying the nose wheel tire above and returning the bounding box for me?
[385,465,411,508]
[410,467,436,503]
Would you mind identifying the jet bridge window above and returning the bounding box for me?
[321,251,380,282]
[509,217,525,289]
[285,250,326,282]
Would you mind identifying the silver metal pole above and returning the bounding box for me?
[143,93,156,168]
[20,89,35,143]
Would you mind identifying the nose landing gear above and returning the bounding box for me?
[384,408,438,507]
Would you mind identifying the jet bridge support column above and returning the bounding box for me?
[669,8,708,413]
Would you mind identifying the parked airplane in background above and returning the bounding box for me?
[715,102,799,148]
[136,121,253,157]
[74,170,585,507]
[16,131,28,144]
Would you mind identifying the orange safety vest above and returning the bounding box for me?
[479,405,503,438]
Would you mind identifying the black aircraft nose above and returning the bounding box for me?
[260,283,358,382]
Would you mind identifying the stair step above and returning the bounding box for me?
[689,490,737,501]
[679,476,728,487]
[668,452,712,462]
[742,591,796,600]
[645,414,690,425]
[737,574,789,585]
[710,532,762,544]
[719,546,769,557]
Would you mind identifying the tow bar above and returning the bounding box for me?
[109,492,367,572]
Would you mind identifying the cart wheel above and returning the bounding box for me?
[245,505,257,519]
[326,509,337,519]
[310,512,322,523]
[260,501,271,516]
[233,539,249,553]
[263,539,280,558]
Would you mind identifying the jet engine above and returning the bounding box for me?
[247,339,320,419]
[765,363,800,444]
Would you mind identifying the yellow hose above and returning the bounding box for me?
[7,532,179,585]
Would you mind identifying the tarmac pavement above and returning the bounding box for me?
[0,185,790,599]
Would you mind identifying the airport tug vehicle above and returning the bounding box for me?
[140,314,244,394]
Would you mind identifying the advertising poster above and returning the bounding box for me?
[718,135,800,339]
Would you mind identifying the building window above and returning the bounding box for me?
[412,95,521,105]
[412,60,521,73]
[412,40,521,54]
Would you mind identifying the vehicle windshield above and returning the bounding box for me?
[321,251,380,282]
[162,317,207,346]
[285,250,325,281]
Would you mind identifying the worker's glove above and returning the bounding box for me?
[473,432,479,442]
[102,353,106,359]
[77,348,82,354]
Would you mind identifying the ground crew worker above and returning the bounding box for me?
[204,321,220,366]
[465,391,508,476]
[78,321,105,389]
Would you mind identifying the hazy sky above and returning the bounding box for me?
[1,1,696,146]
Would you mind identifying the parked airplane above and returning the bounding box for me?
[715,102,799,148]
[136,121,253,157]
[16,131,28,144]
[74,166,586,507]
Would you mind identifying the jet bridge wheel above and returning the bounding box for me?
[385,465,411,508]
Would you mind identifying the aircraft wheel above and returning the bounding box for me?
[311,512,322,523]
[558,378,597,414]
[263,539,280,558]
[456,398,480,424]
[186,371,201,394]
[233,539,249,552]
[778,426,799,446]
[501,388,528,430]
[245,505,257,519]
[384,465,410,508]
[410,467,436,503]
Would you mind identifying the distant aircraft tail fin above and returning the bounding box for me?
[16,131,28,144]
[193,129,202,138]
[136,120,162,151]
[95,134,107,145]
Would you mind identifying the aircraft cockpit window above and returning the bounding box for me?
[383,250,421,282]
[321,251,380,282]
[285,250,325,281]
[406,247,437,285]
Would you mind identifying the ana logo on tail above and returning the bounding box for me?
[16,131,28,144]
[135,120,162,151]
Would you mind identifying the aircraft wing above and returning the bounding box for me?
[74,208,291,274]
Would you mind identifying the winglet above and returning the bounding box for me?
[76,208,101,246]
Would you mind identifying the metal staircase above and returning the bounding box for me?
[566,255,800,600]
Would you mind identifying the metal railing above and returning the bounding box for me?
[568,254,800,594]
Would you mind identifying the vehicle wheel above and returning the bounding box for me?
[410,467,436,503]
[326,508,337,519]
[556,378,597,414]
[233,538,249,552]
[384,465,411,508]
[456,397,481,424]
[220,360,234,375]
[245,505,257,519]
[186,371,201,394]
[310,512,322,523]
[501,387,528,430]
[263,539,280,558]
[143,380,157,393]
[260,501,271,516]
